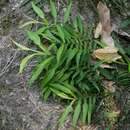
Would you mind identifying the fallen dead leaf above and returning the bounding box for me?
[93,47,121,63]
[78,125,98,130]
[94,22,102,38]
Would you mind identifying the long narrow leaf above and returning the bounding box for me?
[64,1,72,23]
[12,40,32,51]
[19,53,43,74]
[59,103,73,126]
[57,25,65,43]
[41,68,56,86]
[50,88,73,100]
[29,57,53,86]
[32,2,45,19]
[72,99,81,126]
[82,99,88,123]
[57,44,64,64]
[50,83,76,97]
[50,0,57,23]
[87,97,92,124]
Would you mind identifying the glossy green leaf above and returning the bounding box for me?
[72,99,81,126]
[29,57,53,86]
[32,2,45,19]
[64,1,72,23]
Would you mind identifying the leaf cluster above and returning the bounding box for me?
[12,0,130,128]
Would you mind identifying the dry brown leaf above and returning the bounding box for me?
[103,80,116,93]
[94,22,102,38]
[100,64,115,69]
[78,125,98,130]
[93,47,121,63]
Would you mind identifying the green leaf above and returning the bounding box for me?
[128,62,130,72]
[29,57,53,86]
[82,99,88,123]
[32,2,45,19]
[76,49,82,68]
[62,82,81,96]
[72,99,81,126]
[60,73,71,82]
[57,25,65,43]
[19,53,43,74]
[87,97,92,124]
[27,31,41,45]
[92,81,100,92]
[36,26,49,34]
[50,0,57,23]
[59,103,73,126]
[41,68,56,86]
[93,61,104,70]
[57,44,64,64]
[64,1,72,23]
[73,18,78,31]
[43,88,51,101]
[66,48,77,64]
[50,88,73,100]
[50,83,75,97]
[77,15,83,33]
[115,42,125,55]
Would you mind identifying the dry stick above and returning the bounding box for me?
[0,50,18,77]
